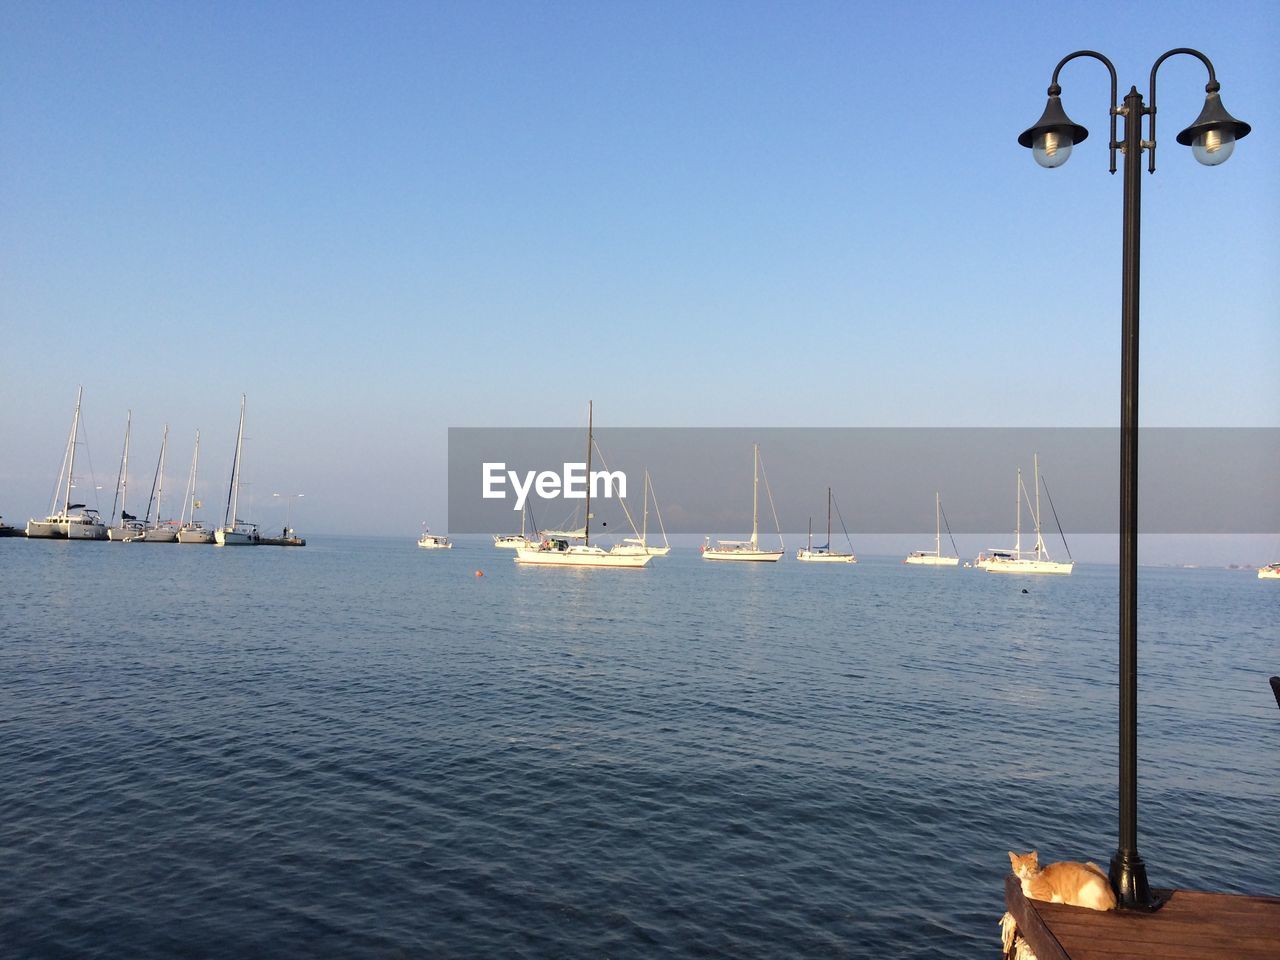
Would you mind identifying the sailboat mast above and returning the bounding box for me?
[225,395,245,529]
[155,426,169,523]
[63,387,84,514]
[807,516,812,551]
[826,487,832,550]
[112,412,131,525]
[935,491,941,556]
[642,471,649,544]
[752,443,759,550]
[1034,452,1043,558]
[1014,467,1022,557]
[584,401,593,546]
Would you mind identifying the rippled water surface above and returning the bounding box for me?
[2,538,1276,958]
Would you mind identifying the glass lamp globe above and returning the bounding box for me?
[1033,130,1073,168]
[1192,127,1235,166]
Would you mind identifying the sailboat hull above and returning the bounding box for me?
[703,548,783,562]
[1259,564,1280,580]
[493,535,532,550]
[796,550,855,563]
[26,519,64,538]
[516,545,651,567]
[142,526,178,543]
[905,554,960,566]
[215,527,259,546]
[177,527,216,544]
[986,558,1073,575]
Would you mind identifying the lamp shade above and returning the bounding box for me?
[1018,94,1089,150]
[1175,90,1251,166]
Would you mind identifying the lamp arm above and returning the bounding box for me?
[1148,48,1218,173]
[1050,50,1120,173]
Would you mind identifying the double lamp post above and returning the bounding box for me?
[1017,49,1251,911]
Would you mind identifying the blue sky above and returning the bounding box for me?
[2,1,1276,542]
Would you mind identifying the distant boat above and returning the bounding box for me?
[515,403,652,568]
[703,444,784,562]
[177,430,215,543]
[1259,562,1280,580]
[107,410,146,542]
[611,469,671,557]
[905,492,960,566]
[26,387,108,540]
[418,526,452,550]
[796,487,856,563]
[494,503,537,550]
[140,425,178,542]
[214,395,260,546]
[985,454,1073,575]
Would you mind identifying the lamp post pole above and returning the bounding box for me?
[1018,49,1250,912]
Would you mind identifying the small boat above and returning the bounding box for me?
[703,444,784,562]
[905,492,960,566]
[796,487,856,563]
[418,527,452,549]
[26,387,108,540]
[177,430,215,543]
[494,503,537,550]
[107,411,146,542]
[215,395,260,546]
[985,454,1073,576]
[515,402,652,568]
[1259,562,1280,580]
[610,469,671,557]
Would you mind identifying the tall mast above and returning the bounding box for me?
[935,491,941,556]
[752,443,760,550]
[63,386,84,514]
[1014,467,1022,558]
[826,487,832,551]
[182,430,200,526]
[642,471,649,544]
[583,401,593,546]
[807,516,812,551]
[1034,452,1044,559]
[112,411,132,526]
[225,395,245,529]
[155,425,169,524]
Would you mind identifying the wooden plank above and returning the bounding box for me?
[1004,876,1280,960]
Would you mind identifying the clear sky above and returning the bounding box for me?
[2,1,1277,545]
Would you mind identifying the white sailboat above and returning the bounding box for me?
[140,425,178,542]
[1258,562,1279,580]
[215,395,260,546]
[515,403,652,568]
[985,454,1073,575]
[177,430,216,543]
[611,469,671,557]
[494,503,536,550]
[796,487,856,563]
[703,444,784,562]
[905,492,960,566]
[107,411,146,541]
[26,387,108,540]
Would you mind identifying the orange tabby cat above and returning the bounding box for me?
[1008,850,1117,911]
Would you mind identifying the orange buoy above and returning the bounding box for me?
[475,570,484,578]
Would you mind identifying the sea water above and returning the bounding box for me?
[2,538,1276,958]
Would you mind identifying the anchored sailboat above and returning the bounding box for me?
[177,430,215,543]
[215,395,260,546]
[703,444,784,562]
[26,387,108,540]
[494,502,537,550]
[515,403,652,568]
[796,487,856,563]
[611,469,671,556]
[905,492,960,566]
[141,425,178,542]
[107,411,145,541]
[984,454,1073,575]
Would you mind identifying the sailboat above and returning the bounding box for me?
[140,425,178,542]
[985,454,1073,575]
[796,487,856,562]
[611,470,671,556]
[1258,562,1279,580]
[494,502,537,550]
[418,524,452,549]
[905,492,960,566]
[515,403,652,568]
[215,395,260,546]
[107,411,146,541]
[703,444,784,562]
[26,387,108,540]
[177,430,216,543]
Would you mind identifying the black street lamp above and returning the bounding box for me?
[1017,49,1251,913]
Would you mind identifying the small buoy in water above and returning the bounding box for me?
[475,570,484,578]
[1021,588,1029,594]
